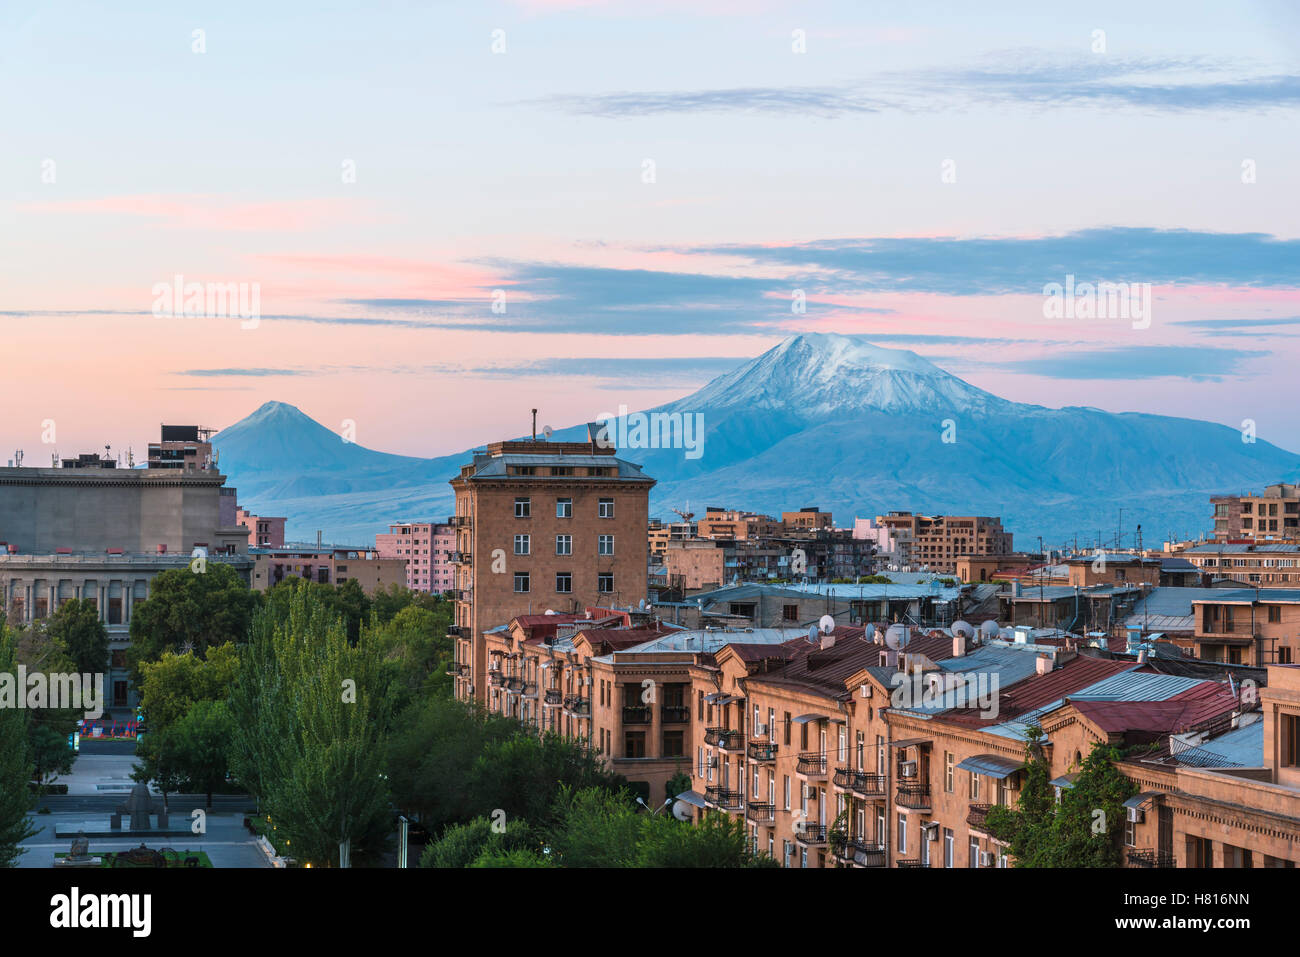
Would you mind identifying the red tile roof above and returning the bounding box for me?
[1071,681,1238,735]
[943,655,1135,728]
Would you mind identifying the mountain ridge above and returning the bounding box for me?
[213,334,1300,547]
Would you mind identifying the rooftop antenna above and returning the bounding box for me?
[531,408,538,442]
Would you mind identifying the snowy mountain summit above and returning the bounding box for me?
[680,333,1015,417]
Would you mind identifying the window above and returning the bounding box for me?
[783,604,799,622]
[514,497,531,518]
[598,572,613,593]
[598,534,614,556]
[944,751,954,793]
[783,775,791,810]
[1283,714,1300,767]
[551,466,573,477]
[556,572,572,593]
[969,838,979,868]
[876,735,885,775]
[943,828,954,868]
[513,572,530,593]
[598,498,614,518]
[1269,606,1282,623]
[897,813,907,854]
[784,712,792,746]
[663,731,684,758]
[968,771,981,801]
[556,498,572,518]
[1124,815,1137,847]
[625,732,646,758]
[555,534,572,555]
[514,534,530,555]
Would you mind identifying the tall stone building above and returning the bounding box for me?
[448,428,654,702]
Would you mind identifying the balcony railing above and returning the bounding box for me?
[452,551,472,565]
[543,689,563,706]
[503,676,525,693]
[896,859,926,868]
[452,516,472,528]
[563,695,591,716]
[661,705,691,724]
[797,752,827,776]
[622,705,651,724]
[967,803,993,831]
[705,787,743,811]
[795,823,828,845]
[704,727,728,747]
[832,767,857,789]
[852,772,887,797]
[1127,849,1176,868]
[896,783,931,810]
[748,741,778,762]
[847,841,886,868]
[717,729,745,751]
[488,671,505,687]
[745,802,776,824]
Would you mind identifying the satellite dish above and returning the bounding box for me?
[819,614,835,635]
[953,620,975,640]
[807,625,819,643]
[864,623,876,642]
[885,623,907,650]
[544,609,557,616]
[638,599,646,610]
[980,620,1001,639]
[672,799,692,822]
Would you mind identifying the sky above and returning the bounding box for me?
[2,0,1299,461]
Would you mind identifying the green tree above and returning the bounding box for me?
[419,815,537,868]
[28,724,75,799]
[546,786,642,867]
[228,587,393,866]
[0,625,38,866]
[46,599,109,676]
[168,699,234,809]
[638,811,776,868]
[470,847,554,867]
[126,563,259,681]
[136,644,239,732]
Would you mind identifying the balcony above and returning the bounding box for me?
[896,783,931,810]
[796,752,827,776]
[705,787,743,811]
[851,772,887,798]
[1127,849,1176,868]
[967,803,993,832]
[747,741,778,762]
[446,626,464,638]
[840,839,886,868]
[896,859,926,868]
[795,823,828,845]
[452,551,472,565]
[704,727,728,747]
[717,729,745,751]
[452,516,472,528]
[832,767,858,789]
[661,705,690,724]
[622,705,651,725]
[503,676,525,693]
[488,671,505,688]
[563,695,591,716]
[745,802,776,824]
[444,663,470,678]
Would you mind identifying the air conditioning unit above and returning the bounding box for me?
[1127,806,1144,824]
[921,822,939,840]
[1004,776,1020,791]
[706,756,718,769]
[900,761,917,778]
[755,723,769,736]
[980,851,995,867]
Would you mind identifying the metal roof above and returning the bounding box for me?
[1183,543,1300,553]
[956,754,1024,779]
[1169,720,1263,768]
[1192,588,1300,604]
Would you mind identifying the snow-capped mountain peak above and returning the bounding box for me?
[677,333,1011,417]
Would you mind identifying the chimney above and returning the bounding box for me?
[953,632,965,658]
[316,530,323,547]
[883,648,899,668]
[1137,649,1148,664]
[1035,653,1053,676]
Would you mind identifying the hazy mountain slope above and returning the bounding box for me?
[213,335,1300,547]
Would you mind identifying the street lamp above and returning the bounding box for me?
[636,796,672,816]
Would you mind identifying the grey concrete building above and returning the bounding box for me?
[0,462,254,713]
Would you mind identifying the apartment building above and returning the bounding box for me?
[146,424,218,471]
[1178,543,1300,586]
[235,508,287,548]
[874,512,1013,574]
[1192,589,1300,665]
[249,545,406,593]
[449,429,655,702]
[781,507,833,534]
[1211,483,1300,542]
[375,521,456,593]
[697,507,780,541]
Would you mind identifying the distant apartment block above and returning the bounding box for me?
[250,545,406,593]
[375,521,456,594]
[782,507,833,534]
[697,507,780,541]
[448,427,655,702]
[1212,483,1300,542]
[1178,542,1300,586]
[236,508,287,548]
[147,424,218,471]
[871,512,1013,574]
